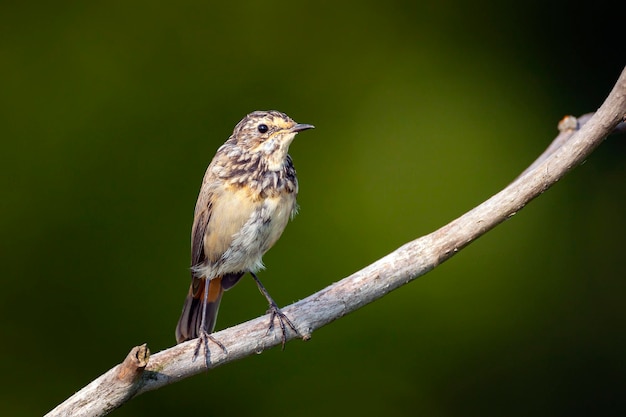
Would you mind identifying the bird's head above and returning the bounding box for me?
[231,110,314,170]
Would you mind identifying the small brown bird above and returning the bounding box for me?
[175,110,314,360]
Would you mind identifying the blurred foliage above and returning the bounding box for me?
[1,1,625,416]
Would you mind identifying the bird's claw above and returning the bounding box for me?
[192,329,227,368]
[266,302,300,350]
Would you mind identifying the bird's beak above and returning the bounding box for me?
[290,123,315,133]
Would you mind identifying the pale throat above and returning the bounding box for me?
[262,134,296,171]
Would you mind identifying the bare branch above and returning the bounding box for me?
[47,345,150,416]
[45,66,626,417]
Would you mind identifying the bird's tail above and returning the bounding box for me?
[175,273,243,344]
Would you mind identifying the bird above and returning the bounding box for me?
[175,110,314,363]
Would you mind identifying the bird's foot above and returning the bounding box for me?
[192,329,228,368]
[266,301,300,350]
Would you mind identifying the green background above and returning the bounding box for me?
[2,1,625,416]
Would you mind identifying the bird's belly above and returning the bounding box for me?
[215,194,296,275]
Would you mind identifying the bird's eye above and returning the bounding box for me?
[257,124,269,133]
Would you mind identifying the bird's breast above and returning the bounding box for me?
[198,156,299,277]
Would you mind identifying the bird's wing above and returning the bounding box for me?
[191,182,261,273]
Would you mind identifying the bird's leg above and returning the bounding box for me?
[192,279,227,368]
[250,272,300,349]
